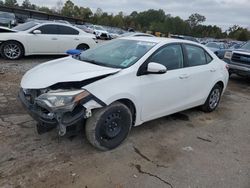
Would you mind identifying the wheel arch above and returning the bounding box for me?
[116,98,137,125]
[215,81,224,90]
[1,40,25,54]
[76,43,90,50]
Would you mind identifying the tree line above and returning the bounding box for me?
[1,0,249,41]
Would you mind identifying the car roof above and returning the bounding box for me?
[120,36,200,45]
[27,20,71,26]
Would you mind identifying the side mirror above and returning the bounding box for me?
[33,30,41,34]
[147,62,167,74]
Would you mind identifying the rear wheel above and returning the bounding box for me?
[85,102,132,151]
[0,41,24,60]
[76,44,89,51]
[201,84,222,112]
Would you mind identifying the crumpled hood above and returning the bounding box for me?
[21,56,121,89]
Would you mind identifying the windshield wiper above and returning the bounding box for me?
[82,58,122,69]
[82,58,102,66]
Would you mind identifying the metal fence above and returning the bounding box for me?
[0,5,84,24]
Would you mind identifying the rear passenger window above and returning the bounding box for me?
[205,52,213,63]
[149,44,183,70]
[185,45,207,67]
[58,25,79,35]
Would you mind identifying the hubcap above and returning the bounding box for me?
[4,44,21,59]
[209,89,220,109]
[101,111,122,139]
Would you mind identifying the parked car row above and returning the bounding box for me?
[0,21,97,60]
[0,20,157,60]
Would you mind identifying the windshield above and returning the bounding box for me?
[206,43,220,49]
[0,11,15,19]
[13,22,38,31]
[240,42,250,50]
[78,39,156,68]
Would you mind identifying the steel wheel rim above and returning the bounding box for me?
[4,44,21,59]
[209,88,220,109]
[101,111,122,140]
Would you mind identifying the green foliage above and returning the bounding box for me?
[61,0,74,17]
[187,13,206,28]
[21,0,31,9]
[228,25,250,41]
[4,0,18,7]
[61,0,93,19]
[237,30,249,41]
[38,7,53,14]
[3,0,249,40]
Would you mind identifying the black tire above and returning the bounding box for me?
[201,84,223,112]
[76,44,89,51]
[0,41,24,60]
[85,102,132,151]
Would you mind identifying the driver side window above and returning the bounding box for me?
[149,44,184,70]
[36,25,59,35]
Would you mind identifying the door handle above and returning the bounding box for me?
[74,38,80,41]
[210,68,216,72]
[179,74,189,79]
[51,37,58,40]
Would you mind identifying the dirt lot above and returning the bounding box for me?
[0,56,249,188]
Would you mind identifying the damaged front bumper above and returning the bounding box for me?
[18,89,105,135]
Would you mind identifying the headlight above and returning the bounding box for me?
[35,90,90,111]
[224,51,232,59]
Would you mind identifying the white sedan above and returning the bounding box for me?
[88,25,110,40]
[0,21,97,60]
[19,37,229,150]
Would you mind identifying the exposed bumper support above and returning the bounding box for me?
[18,89,106,136]
[18,89,85,135]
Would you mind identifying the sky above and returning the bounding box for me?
[16,0,250,31]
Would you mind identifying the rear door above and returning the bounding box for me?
[27,24,60,54]
[56,25,81,53]
[182,44,218,106]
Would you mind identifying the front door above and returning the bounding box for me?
[27,24,59,54]
[139,44,189,122]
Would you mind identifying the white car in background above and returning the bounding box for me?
[120,32,155,38]
[0,21,97,60]
[88,25,110,40]
[19,37,229,150]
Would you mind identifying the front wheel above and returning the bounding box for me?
[85,102,132,151]
[0,41,24,60]
[201,84,222,112]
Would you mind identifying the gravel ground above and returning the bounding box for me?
[0,56,249,188]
